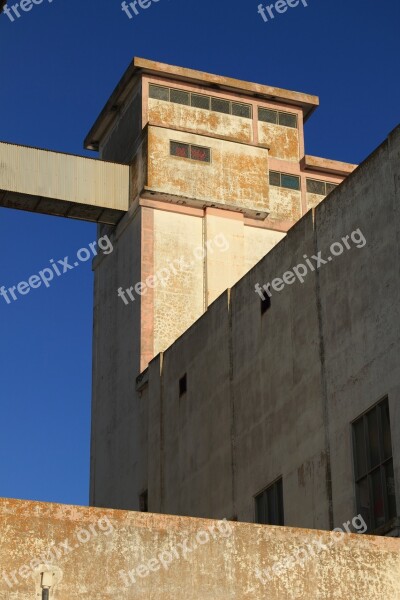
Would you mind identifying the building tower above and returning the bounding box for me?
[85,58,355,510]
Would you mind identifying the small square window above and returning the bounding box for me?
[191,93,210,110]
[170,89,190,106]
[211,97,230,114]
[179,374,187,397]
[170,141,190,159]
[190,145,211,163]
[278,112,297,128]
[231,102,252,119]
[258,107,278,124]
[269,171,281,187]
[281,174,300,191]
[149,84,169,101]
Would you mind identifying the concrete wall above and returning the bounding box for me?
[147,125,270,213]
[1,498,399,600]
[140,127,400,533]
[90,207,146,510]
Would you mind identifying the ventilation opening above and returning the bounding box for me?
[179,374,187,397]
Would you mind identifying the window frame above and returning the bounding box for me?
[351,397,396,532]
[306,178,338,196]
[254,477,284,526]
[258,106,298,129]
[149,84,252,119]
[170,140,212,164]
[269,170,301,191]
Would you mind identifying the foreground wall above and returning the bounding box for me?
[0,498,399,600]
[142,126,400,532]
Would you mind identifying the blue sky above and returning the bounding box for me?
[0,0,399,507]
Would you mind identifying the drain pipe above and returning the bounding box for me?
[41,572,53,600]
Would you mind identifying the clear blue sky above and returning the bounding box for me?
[0,0,399,507]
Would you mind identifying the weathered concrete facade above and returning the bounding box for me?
[86,59,356,510]
[1,498,399,600]
[138,126,400,537]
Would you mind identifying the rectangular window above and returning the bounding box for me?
[190,145,211,163]
[139,490,148,512]
[170,141,211,163]
[170,141,190,159]
[149,84,169,101]
[150,84,252,119]
[170,88,190,106]
[258,107,278,124]
[231,102,252,119]
[306,179,338,196]
[258,107,297,128]
[352,397,396,532]
[255,478,284,525]
[270,171,300,191]
[179,374,187,397]
[191,93,210,110]
[211,97,230,114]
[278,112,297,128]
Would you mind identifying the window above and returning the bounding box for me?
[179,374,187,397]
[261,288,271,314]
[170,88,190,106]
[170,141,211,163]
[255,478,284,525]
[170,141,190,159]
[269,171,300,191]
[258,107,297,129]
[149,84,252,118]
[306,179,338,196]
[149,84,169,101]
[352,398,396,532]
[139,490,148,512]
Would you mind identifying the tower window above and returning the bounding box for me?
[170,141,211,164]
[269,171,300,191]
[258,107,297,129]
[255,478,284,525]
[149,84,252,119]
[306,179,338,196]
[179,374,187,397]
[352,397,396,532]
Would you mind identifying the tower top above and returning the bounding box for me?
[84,57,319,151]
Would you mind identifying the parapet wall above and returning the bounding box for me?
[0,498,399,600]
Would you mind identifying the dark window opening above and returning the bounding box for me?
[139,490,148,512]
[170,141,190,159]
[179,374,187,397]
[352,397,396,532]
[261,291,271,314]
[258,107,297,128]
[170,89,190,106]
[211,97,230,114]
[190,145,211,163]
[191,93,211,110]
[149,84,169,101]
[306,179,338,196]
[255,478,284,526]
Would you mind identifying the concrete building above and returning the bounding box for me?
[83,58,355,511]
[1,59,397,542]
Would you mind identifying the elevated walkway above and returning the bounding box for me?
[0,142,129,224]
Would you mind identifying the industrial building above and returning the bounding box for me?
[0,60,398,548]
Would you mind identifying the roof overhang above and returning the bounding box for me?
[84,57,320,152]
